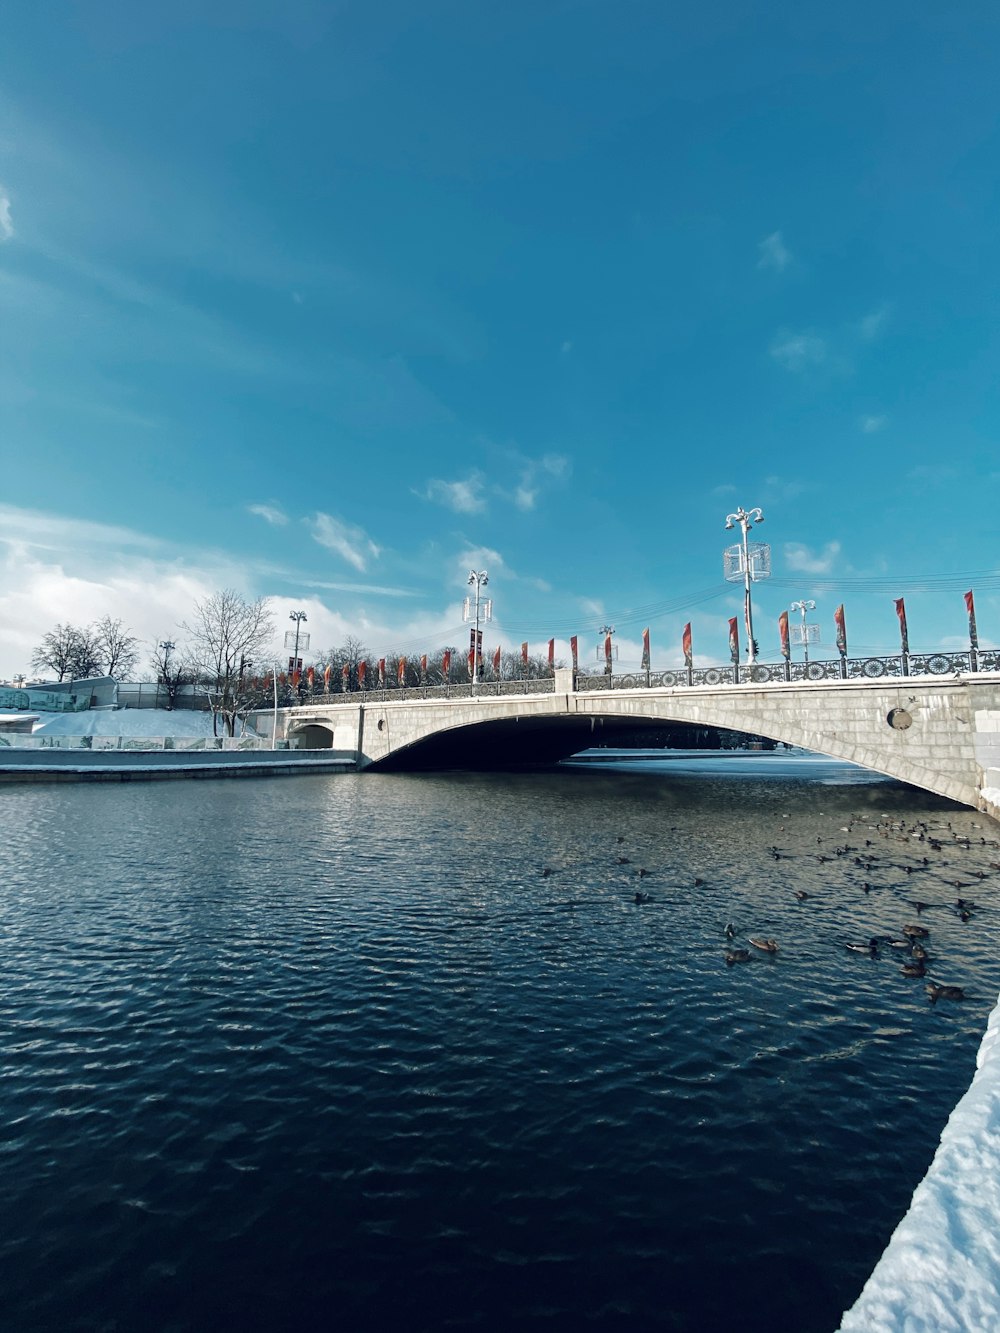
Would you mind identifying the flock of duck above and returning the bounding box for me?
[726,814,999,1002]
[571,815,1000,1006]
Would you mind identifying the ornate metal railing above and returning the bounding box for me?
[575,648,1000,692]
[286,676,557,707]
[278,649,999,706]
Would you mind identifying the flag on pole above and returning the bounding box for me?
[468,649,475,676]
[292,669,301,688]
[894,598,909,655]
[307,666,315,689]
[493,644,501,674]
[279,672,287,686]
[570,635,579,671]
[641,627,651,670]
[548,638,555,669]
[398,657,407,685]
[378,657,386,686]
[521,641,529,666]
[834,604,847,658]
[682,623,692,668]
[604,632,613,673]
[728,617,739,665]
[358,660,367,688]
[323,664,332,692]
[778,611,790,661]
[342,663,350,689]
[421,653,428,678]
[965,590,979,651]
[442,649,451,679]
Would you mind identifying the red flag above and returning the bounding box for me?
[342,663,350,689]
[604,633,612,672]
[420,653,428,677]
[307,666,315,689]
[279,672,287,685]
[493,644,501,674]
[398,657,407,685]
[641,627,650,670]
[834,604,847,657]
[378,657,386,685]
[728,617,739,665]
[965,590,979,650]
[547,638,555,669]
[442,650,451,679]
[682,622,692,668]
[778,611,790,661]
[570,635,579,671]
[894,598,909,655]
[292,669,301,687]
[323,664,332,691]
[468,649,475,676]
[521,641,529,665]
[358,659,367,688]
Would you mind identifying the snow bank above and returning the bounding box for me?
[840,991,1000,1331]
[32,709,246,738]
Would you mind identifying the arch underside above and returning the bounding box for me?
[368,708,917,787]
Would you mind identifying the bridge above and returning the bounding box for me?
[260,650,1000,820]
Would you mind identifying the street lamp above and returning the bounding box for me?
[789,599,818,666]
[288,611,308,680]
[723,506,769,665]
[465,571,490,684]
[599,624,615,675]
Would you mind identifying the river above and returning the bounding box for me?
[1,753,998,1332]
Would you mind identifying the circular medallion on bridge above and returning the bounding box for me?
[927,654,951,674]
[887,707,913,730]
[750,665,771,683]
[806,662,826,681]
[862,659,886,678]
[704,668,722,685]
[660,671,677,688]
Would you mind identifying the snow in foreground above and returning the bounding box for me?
[840,990,1000,1331]
[32,708,242,738]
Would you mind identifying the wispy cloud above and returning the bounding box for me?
[859,304,890,340]
[769,331,826,372]
[757,230,791,272]
[306,512,381,572]
[503,451,571,512]
[784,540,842,574]
[861,414,887,434]
[0,184,12,241]
[247,503,289,526]
[421,475,487,515]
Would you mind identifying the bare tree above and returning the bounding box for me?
[149,639,195,709]
[183,590,276,735]
[30,623,103,681]
[95,616,140,679]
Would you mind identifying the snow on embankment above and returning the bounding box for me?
[32,709,227,738]
[840,991,1000,1331]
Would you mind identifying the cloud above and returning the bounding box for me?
[757,230,791,272]
[505,452,571,512]
[305,512,381,572]
[0,184,12,241]
[861,414,887,434]
[769,331,826,371]
[422,475,487,515]
[908,464,958,488]
[859,304,890,340]
[784,540,842,575]
[247,503,288,526]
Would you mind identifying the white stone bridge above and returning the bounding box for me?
[262,666,1000,820]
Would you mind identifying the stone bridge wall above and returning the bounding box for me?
[268,673,1000,820]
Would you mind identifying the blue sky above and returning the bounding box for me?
[2,0,999,678]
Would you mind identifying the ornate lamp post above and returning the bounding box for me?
[724,507,769,666]
[465,571,490,684]
[287,611,308,678]
[789,599,818,666]
[599,624,615,675]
